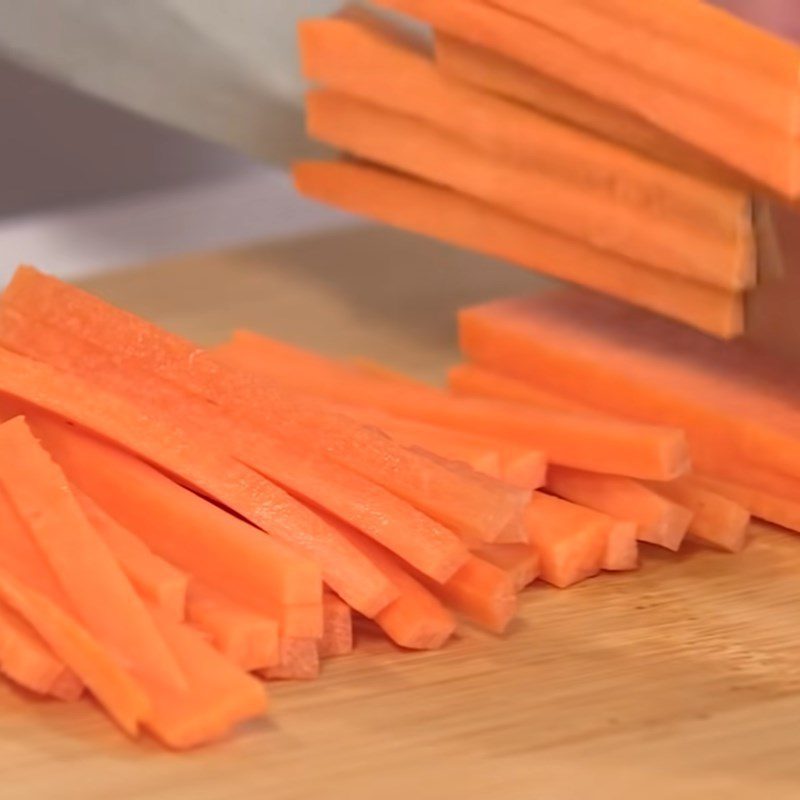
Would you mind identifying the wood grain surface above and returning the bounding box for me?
[3,227,800,799]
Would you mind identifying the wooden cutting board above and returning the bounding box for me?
[4,226,800,800]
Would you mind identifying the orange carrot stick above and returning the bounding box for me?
[320,510,457,650]
[300,15,749,238]
[650,477,750,553]
[1,266,528,546]
[142,611,268,749]
[215,329,689,481]
[307,89,752,290]
[0,565,149,736]
[374,0,799,196]
[185,583,280,672]
[488,0,800,136]
[260,638,321,681]
[319,593,353,658]
[471,544,540,592]
[294,161,743,337]
[547,465,692,552]
[77,491,188,622]
[0,417,186,691]
[434,33,740,184]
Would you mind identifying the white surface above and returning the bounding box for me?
[0,168,356,284]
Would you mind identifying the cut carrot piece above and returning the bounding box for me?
[300,15,749,239]
[1,267,528,547]
[320,510,456,650]
[294,161,743,337]
[0,565,149,735]
[547,465,692,551]
[434,33,739,183]
[457,289,800,495]
[472,544,540,592]
[375,0,798,196]
[525,493,610,587]
[48,669,85,702]
[307,89,752,290]
[142,611,268,749]
[488,0,800,137]
[319,593,353,658]
[0,417,186,691]
[216,328,688,481]
[77,491,188,622]
[260,638,320,681]
[415,555,517,634]
[18,412,327,635]
[651,477,750,553]
[0,602,79,698]
[693,475,799,535]
[186,583,280,672]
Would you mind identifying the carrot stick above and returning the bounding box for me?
[142,611,268,749]
[300,16,750,239]
[374,0,799,196]
[457,289,800,495]
[294,161,743,337]
[20,412,326,635]
[0,602,81,698]
[471,544,540,592]
[260,638,320,681]
[526,492,622,586]
[487,0,800,137]
[319,593,353,658]
[320,510,456,650]
[0,565,149,736]
[1,267,528,547]
[76,491,188,622]
[547,465,692,551]
[650,477,750,553]
[434,33,741,184]
[185,583,280,672]
[307,90,752,290]
[0,417,186,691]
[214,329,689,481]
[578,0,800,83]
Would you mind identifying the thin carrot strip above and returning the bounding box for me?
[77,491,188,622]
[0,565,149,736]
[1,267,528,546]
[0,417,186,691]
[294,161,743,337]
[547,465,692,551]
[186,583,280,672]
[472,544,540,592]
[650,477,750,553]
[260,638,321,681]
[319,593,353,658]
[215,328,688,480]
[300,15,749,239]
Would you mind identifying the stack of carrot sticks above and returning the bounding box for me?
[293,3,800,337]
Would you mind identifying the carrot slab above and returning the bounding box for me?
[547,466,692,552]
[215,328,688,481]
[652,477,750,553]
[300,15,749,239]
[260,638,321,681]
[375,0,799,196]
[185,583,280,672]
[319,593,353,658]
[0,565,149,735]
[472,544,540,592]
[77,491,188,622]
[307,89,752,290]
[0,417,186,691]
[1,267,528,546]
[434,33,740,183]
[294,161,743,337]
[457,290,800,494]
